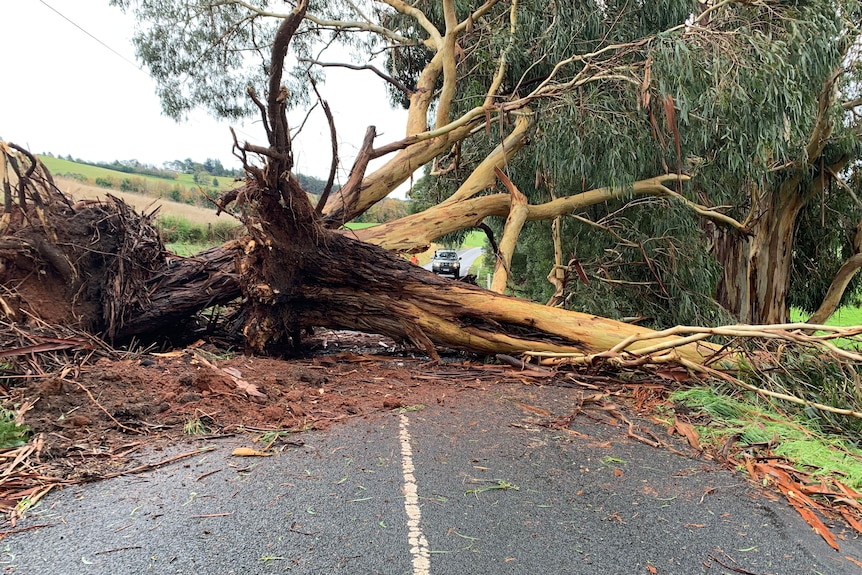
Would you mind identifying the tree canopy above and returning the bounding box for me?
[107,0,862,330]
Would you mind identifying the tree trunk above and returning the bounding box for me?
[713,74,845,324]
[230,228,719,363]
[714,186,804,324]
[113,243,242,339]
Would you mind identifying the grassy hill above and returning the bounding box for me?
[38,156,434,255]
[40,156,237,208]
[40,156,239,189]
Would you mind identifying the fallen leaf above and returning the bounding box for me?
[647,564,657,574]
[513,402,551,417]
[776,482,839,551]
[231,447,273,457]
[150,350,185,358]
[234,378,267,398]
[838,508,862,534]
[0,339,88,358]
[672,415,701,451]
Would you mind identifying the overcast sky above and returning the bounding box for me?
[0,0,410,190]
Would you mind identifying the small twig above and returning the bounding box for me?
[289,521,319,536]
[89,447,215,481]
[69,379,144,435]
[94,546,143,555]
[707,553,758,575]
[196,469,222,482]
[0,523,52,540]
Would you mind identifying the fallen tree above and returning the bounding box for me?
[1,0,859,367]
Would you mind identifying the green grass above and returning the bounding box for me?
[166,242,219,256]
[790,307,862,349]
[671,387,862,489]
[40,156,236,189]
[461,230,485,248]
[0,408,30,449]
[791,306,862,327]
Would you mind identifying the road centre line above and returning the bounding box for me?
[399,413,431,575]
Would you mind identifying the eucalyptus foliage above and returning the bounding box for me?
[399,0,862,325]
[111,0,861,326]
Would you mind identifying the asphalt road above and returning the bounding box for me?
[3,381,861,575]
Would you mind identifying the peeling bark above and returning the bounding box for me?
[715,186,805,324]
[490,167,527,293]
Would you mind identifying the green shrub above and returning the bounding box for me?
[119,176,148,193]
[94,176,116,189]
[0,408,30,449]
[156,215,240,245]
[209,221,241,242]
[156,215,204,243]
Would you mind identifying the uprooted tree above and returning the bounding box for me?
[2,0,862,369]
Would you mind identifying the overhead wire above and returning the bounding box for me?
[38,0,143,72]
[36,0,262,161]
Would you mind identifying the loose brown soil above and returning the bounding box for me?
[2,331,520,480]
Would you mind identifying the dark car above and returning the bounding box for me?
[431,249,461,278]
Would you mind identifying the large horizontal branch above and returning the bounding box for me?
[114,243,242,339]
[354,174,744,252]
[299,270,721,364]
[806,253,862,325]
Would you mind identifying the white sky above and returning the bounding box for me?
[0,0,411,193]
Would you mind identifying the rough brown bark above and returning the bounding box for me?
[113,243,242,339]
[713,72,845,324]
[714,186,804,324]
[230,228,719,363]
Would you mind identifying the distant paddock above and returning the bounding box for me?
[57,177,231,226]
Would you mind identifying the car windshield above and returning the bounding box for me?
[436,251,457,259]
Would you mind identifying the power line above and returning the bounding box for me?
[38,0,143,72]
[34,0,261,164]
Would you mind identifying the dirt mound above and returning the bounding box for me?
[3,332,489,479]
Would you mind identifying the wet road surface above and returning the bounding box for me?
[3,382,860,574]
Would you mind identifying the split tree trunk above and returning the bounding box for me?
[177,228,719,364]
[714,186,805,324]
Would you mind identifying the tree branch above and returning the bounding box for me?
[379,0,443,48]
[303,59,412,97]
[309,77,338,214]
[491,167,528,293]
[352,173,748,253]
[484,0,518,108]
[325,127,377,228]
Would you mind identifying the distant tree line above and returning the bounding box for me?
[57,155,180,180]
[162,158,243,178]
[48,152,388,221]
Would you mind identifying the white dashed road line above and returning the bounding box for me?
[399,414,431,575]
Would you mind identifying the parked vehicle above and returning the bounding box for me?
[431,249,461,278]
